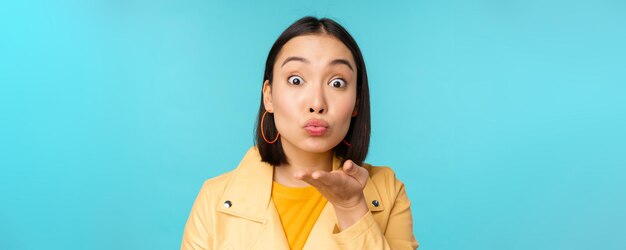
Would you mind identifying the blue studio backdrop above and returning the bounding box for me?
[1,0,625,249]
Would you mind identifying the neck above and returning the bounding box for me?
[273,141,333,187]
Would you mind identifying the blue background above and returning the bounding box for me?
[1,0,625,249]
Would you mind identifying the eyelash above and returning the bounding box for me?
[329,78,347,88]
[287,75,304,85]
[287,75,348,88]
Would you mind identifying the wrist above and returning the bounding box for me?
[332,195,369,231]
[332,194,366,211]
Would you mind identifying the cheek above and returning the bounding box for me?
[272,88,299,115]
[336,102,354,119]
[271,88,301,131]
[340,85,358,114]
[333,94,357,133]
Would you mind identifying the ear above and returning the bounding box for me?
[262,80,274,112]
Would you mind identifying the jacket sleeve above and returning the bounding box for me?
[331,170,419,249]
[181,180,214,250]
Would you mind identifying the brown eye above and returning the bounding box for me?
[288,75,304,85]
[329,78,346,88]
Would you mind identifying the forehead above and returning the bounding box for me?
[275,34,355,67]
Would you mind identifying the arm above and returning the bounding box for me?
[332,177,418,249]
[181,181,214,250]
[297,162,418,249]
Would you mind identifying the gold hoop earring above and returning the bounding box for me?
[261,110,280,144]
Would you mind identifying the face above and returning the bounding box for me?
[263,34,358,155]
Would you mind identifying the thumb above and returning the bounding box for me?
[342,160,369,187]
[342,160,359,176]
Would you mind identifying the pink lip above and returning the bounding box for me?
[304,118,329,136]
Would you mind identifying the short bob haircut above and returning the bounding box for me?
[255,16,371,166]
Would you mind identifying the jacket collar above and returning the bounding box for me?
[217,146,384,222]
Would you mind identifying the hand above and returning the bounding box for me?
[295,159,370,230]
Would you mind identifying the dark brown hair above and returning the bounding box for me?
[255,16,370,166]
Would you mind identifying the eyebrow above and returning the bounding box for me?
[330,59,354,72]
[281,56,354,72]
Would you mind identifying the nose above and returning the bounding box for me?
[309,107,324,114]
[308,84,326,114]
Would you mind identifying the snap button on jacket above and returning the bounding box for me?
[181,147,419,249]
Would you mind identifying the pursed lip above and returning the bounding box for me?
[303,118,329,128]
[303,118,328,136]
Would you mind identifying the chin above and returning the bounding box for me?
[301,146,332,154]
[297,139,338,154]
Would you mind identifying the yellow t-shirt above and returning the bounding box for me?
[271,181,328,250]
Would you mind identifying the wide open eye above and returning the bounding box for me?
[287,75,304,85]
[329,78,347,88]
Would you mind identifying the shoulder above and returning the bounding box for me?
[361,163,406,196]
[196,169,237,202]
[203,169,236,187]
[195,147,263,201]
[362,163,400,182]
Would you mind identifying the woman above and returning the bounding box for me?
[181,16,418,250]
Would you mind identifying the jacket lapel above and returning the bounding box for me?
[217,146,385,249]
[216,147,289,249]
[217,147,273,222]
[303,158,385,249]
[362,163,385,212]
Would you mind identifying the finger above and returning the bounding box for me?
[342,160,369,185]
[293,170,311,180]
[312,170,344,186]
[295,171,327,188]
[342,160,361,176]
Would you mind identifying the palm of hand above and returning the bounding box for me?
[295,160,369,209]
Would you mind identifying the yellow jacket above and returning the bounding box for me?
[181,146,419,249]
